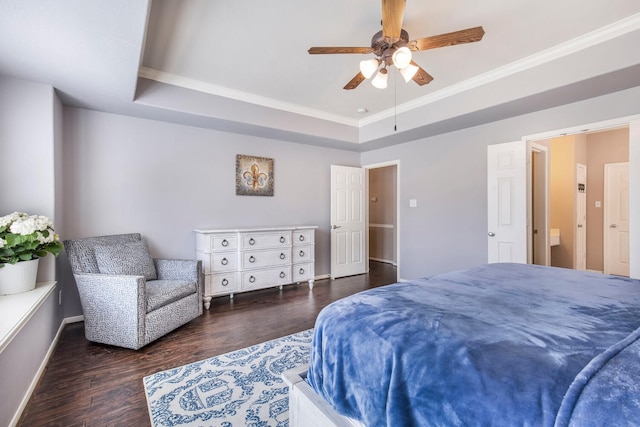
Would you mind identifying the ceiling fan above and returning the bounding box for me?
[308,0,485,90]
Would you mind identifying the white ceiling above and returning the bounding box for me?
[2,0,640,151]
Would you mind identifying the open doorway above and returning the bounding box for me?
[530,128,630,275]
[530,143,550,266]
[488,116,638,278]
[366,162,399,282]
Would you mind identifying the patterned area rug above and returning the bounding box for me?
[143,329,313,427]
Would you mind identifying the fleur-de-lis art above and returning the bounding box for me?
[243,163,268,190]
[236,155,273,196]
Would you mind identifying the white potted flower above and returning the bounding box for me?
[0,212,63,294]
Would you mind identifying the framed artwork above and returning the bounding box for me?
[236,154,274,196]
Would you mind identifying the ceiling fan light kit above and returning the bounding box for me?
[360,58,380,79]
[400,63,419,82]
[391,46,412,69]
[371,68,389,89]
[308,0,485,91]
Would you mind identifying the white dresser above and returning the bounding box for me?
[194,226,317,309]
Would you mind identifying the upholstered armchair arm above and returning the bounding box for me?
[73,273,146,350]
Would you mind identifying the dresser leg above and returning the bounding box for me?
[308,279,314,290]
[230,293,234,300]
[203,296,212,310]
[279,285,284,291]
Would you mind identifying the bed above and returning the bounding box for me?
[285,263,640,426]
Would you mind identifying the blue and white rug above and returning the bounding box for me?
[143,329,313,427]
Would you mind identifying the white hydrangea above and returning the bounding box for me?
[0,212,61,266]
[8,214,53,236]
[0,212,27,228]
[10,217,38,235]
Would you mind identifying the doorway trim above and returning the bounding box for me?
[364,160,401,282]
[527,142,550,266]
[576,163,587,270]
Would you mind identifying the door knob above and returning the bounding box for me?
[331,225,341,229]
[577,224,583,228]
[488,232,495,237]
[610,224,618,228]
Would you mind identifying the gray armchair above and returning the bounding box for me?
[63,233,202,350]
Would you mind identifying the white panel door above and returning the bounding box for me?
[604,162,629,276]
[331,165,368,279]
[576,164,587,270]
[487,141,527,263]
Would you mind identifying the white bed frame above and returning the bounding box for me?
[283,364,363,427]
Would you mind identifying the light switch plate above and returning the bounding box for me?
[595,201,601,208]
[409,199,417,208]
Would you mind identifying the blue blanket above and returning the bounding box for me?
[306,263,640,426]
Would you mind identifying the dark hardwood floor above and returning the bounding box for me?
[18,261,397,427]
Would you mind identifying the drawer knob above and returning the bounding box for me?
[280,253,286,260]
[222,278,229,286]
[299,268,305,275]
[299,250,304,257]
[280,271,286,278]
[249,256,255,263]
[249,275,256,283]
[221,239,228,247]
[221,258,228,265]
[249,238,255,245]
[299,235,305,241]
[280,236,286,243]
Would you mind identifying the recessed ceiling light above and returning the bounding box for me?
[357,107,368,114]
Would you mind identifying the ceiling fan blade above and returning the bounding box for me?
[382,0,406,39]
[308,47,373,54]
[344,72,366,90]
[411,61,434,86]
[410,26,485,51]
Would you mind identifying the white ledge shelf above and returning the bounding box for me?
[0,281,56,354]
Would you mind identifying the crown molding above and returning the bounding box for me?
[359,12,640,127]
[138,13,640,133]
[137,67,359,127]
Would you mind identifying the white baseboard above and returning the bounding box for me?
[369,257,397,266]
[66,315,84,324]
[9,315,83,427]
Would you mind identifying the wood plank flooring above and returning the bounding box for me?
[18,261,397,427]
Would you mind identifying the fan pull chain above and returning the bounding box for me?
[394,68,397,132]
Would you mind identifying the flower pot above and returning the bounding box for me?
[0,258,40,295]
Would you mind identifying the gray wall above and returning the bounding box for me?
[362,86,640,280]
[61,107,360,313]
[0,76,63,427]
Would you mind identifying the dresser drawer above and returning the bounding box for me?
[240,232,291,249]
[206,272,239,294]
[241,249,290,269]
[209,234,238,252]
[293,229,314,245]
[293,263,314,282]
[203,253,238,273]
[293,245,313,263]
[241,267,291,290]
